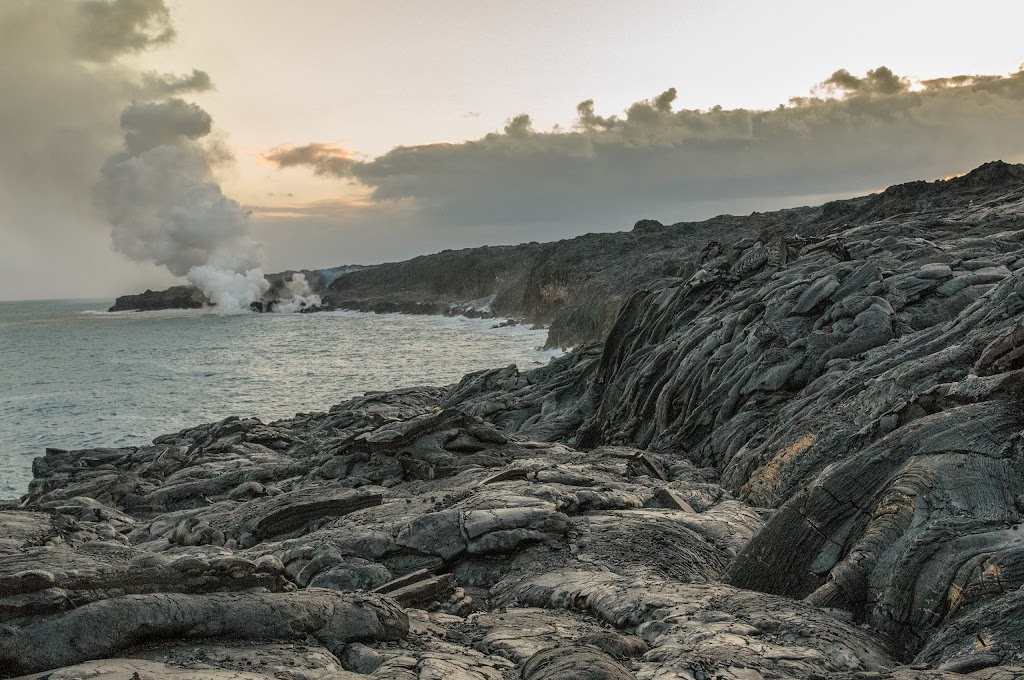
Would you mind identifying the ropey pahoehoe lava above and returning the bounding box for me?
[4,161,1024,678]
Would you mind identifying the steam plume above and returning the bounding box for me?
[1,0,280,310]
[96,96,269,312]
[0,0,198,298]
[187,267,270,314]
[273,273,321,313]
[83,8,272,312]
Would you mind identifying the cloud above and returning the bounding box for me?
[141,68,214,97]
[818,66,910,95]
[0,0,216,299]
[0,0,265,308]
[118,98,213,154]
[75,0,175,62]
[0,0,189,197]
[266,66,1024,237]
[264,143,359,178]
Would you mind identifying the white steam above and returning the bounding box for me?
[97,97,270,314]
[273,273,321,313]
[187,266,270,314]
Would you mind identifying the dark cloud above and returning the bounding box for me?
[503,114,534,138]
[76,0,175,61]
[918,73,1005,91]
[119,98,213,154]
[141,68,214,97]
[0,0,235,299]
[264,143,359,177]
[265,66,1024,237]
[819,66,910,95]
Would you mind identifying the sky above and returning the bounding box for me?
[2,0,1024,300]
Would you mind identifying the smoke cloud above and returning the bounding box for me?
[264,66,1024,240]
[0,0,188,298]
[141,68,214,97]
[1,0,273,310]
[75,0,175,61]
[87,17,269,312]
[96,97,268,309]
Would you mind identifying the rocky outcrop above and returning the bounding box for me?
[108,265,364,312]
[107,284,206,312]
[9,161,1024,678]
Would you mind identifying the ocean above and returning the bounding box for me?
[0,299,560,498]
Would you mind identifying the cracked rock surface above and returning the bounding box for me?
[6,162,1024,678]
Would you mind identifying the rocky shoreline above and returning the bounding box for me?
[107,184,857,348]
[6,161,1024,678]
[106,162,1024,351]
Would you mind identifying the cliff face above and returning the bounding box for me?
[8,162,1024,678]
[319,209,830,347]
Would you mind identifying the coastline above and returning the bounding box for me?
[4,162,1024,677]
[0,302,558,498]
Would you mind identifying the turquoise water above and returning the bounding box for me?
[0,299,559,498]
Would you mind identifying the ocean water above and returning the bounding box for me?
[0,299,560,498]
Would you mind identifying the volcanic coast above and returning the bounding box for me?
[7,161,1024,678]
